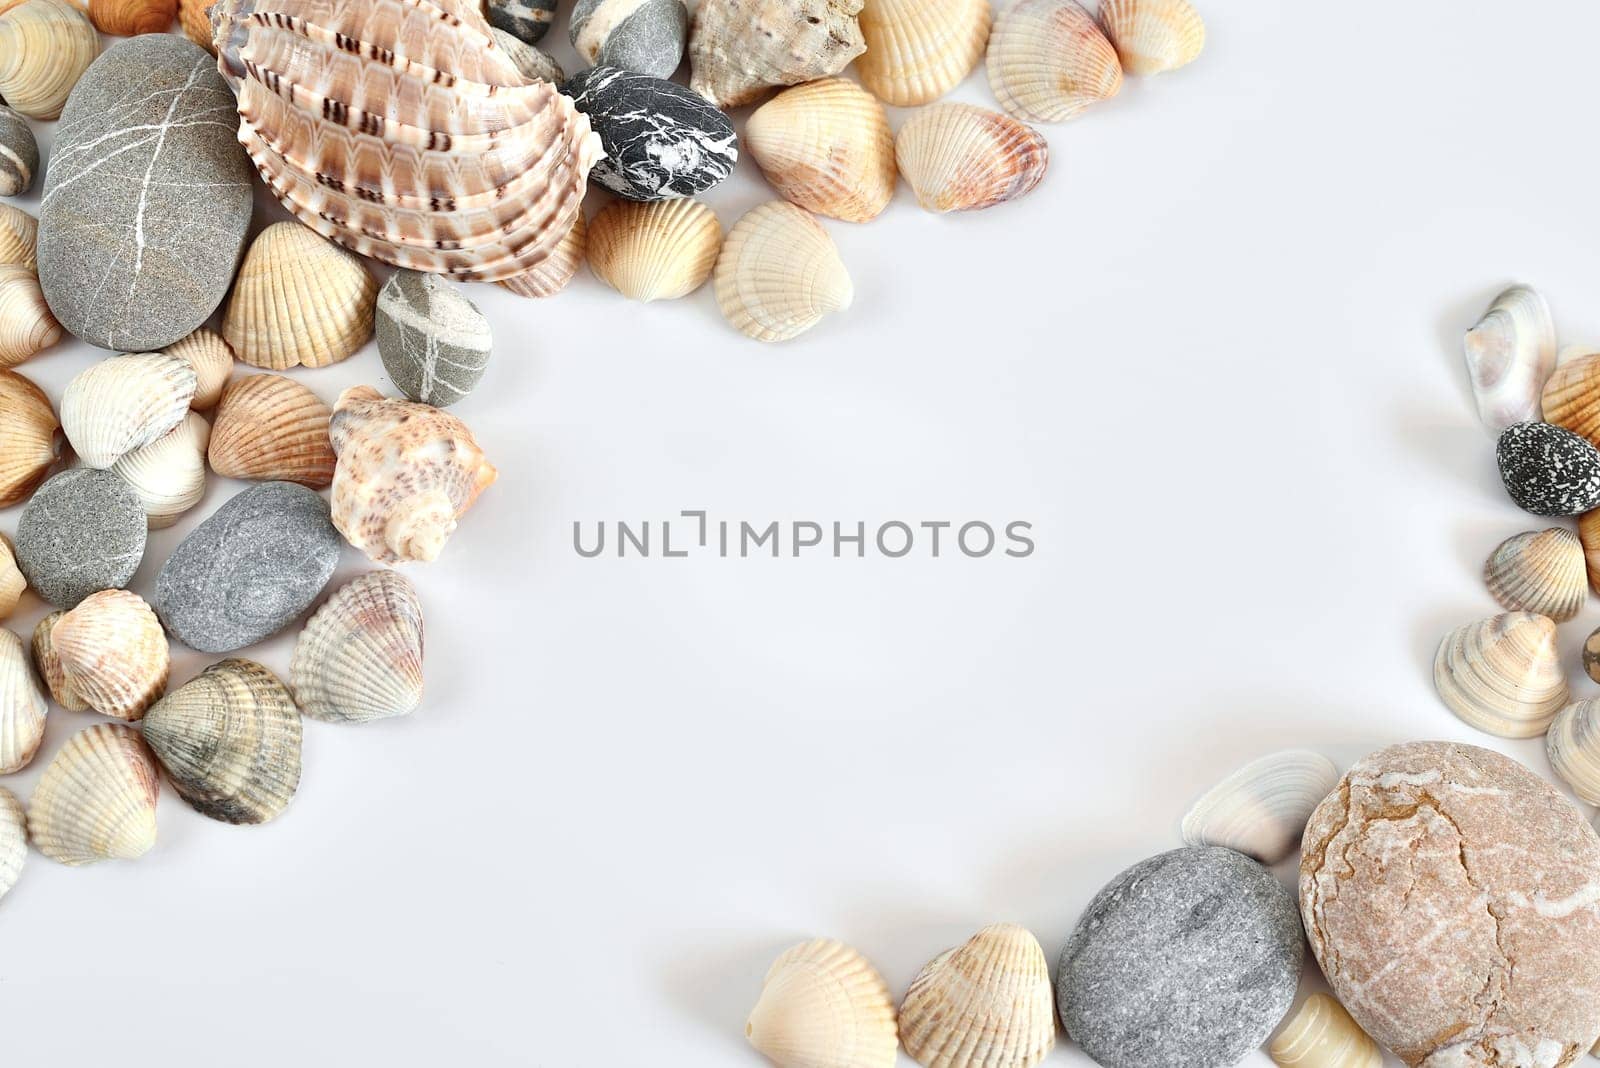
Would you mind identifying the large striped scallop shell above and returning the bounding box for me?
[28,723,159,866]
[211,0,604,281]
[291,570,424,723]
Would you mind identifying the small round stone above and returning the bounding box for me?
[375,270,492,408]
[1057,845,1302,1068]
[488,0,555,44]
[15,468,146,609]
[1497,420,1600,516]
[563,67,737,201]
[0,105,38,198]
[569,0,688,79]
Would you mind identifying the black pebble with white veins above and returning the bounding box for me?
[563,67,737,200]
[1496,421,1600,516]
[488,0,556,44]
[376,270,493,408]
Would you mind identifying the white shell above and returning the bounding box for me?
[112,411,210,529]
[1482,527,1586,622]
[1180,749,1339,864]
[1547,698,1600,805]
[0,785,24,903]
[899,923,1054,1068]
[1434,611,1569,738]
[60,351,198,469]
[986,0,1121,123]
[0,627,45,775]
[162,327,235,410]
[27,722,159,866]
[0,534,23,620]
[714,202,853,343]
[291,570,424,723]
[1098,0,1204,77]
[747,938,898,1068]
[1463,284,1556,431]
[1269,994,1383,1068]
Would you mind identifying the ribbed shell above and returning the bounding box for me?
[588,199,722,302]
[0,786,24,901]
[1098,0,1203,76]
[0,369,58,506]
[0,0,99,120]
[112,411,210,529]
[0,535,24,620]
[292,570,424,723]
[223,222,378,370]
[179,0,215,51]
[747,939,899,1068]
[162,327,236,410]
[0,628,45,775]
[49,589,170,721]
[1542,349,1600,449]
[1548,698,1600,806]
[1482,528,1586,622]
[986,0,1121,123]
[1179,749,1339,865]
[688,0,866,108]
[208,373,336,489]
[715,202,853,343]
[745,79,896,223]
[1269,994,1382,1068]
[1581,509,1600,595]
[88,0,176,35]
[28,723,159,866]
[1464,285,1556,432]
[0,262,61,367]
[60,352,197,469]
[32,612,88,712]
[498,207,586,298]
[895,103,1048,213]
[0,203,38,272]
[856,0,990,106]
[1433,611,1568,738]
[899,924,1054,1068]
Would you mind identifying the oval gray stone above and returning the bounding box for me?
[16,468,147,609]
[570,0,688,79]
[37,35,252,351]
[375,270,492,408]
[0,105,37,197]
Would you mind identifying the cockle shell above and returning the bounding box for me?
[1179,749,1340,865]
[986,0,1121,123]
[1269,995,1383,1068]
[490,26,564,84]
[42,589,169,721]
[31,612,86,712]
[0,369,57,507]
[28,723,158,865]
[899,923,1054,1068]
[0,203,37,272]
[1434,611,1568,738]
[588,199,722,303]
[1464,285,1556,432]
[715,202,852,343]
[747,939,898,1068]
[745,78,896,223]
[1482,527,1586,622]
[112,410,211,529]
[162,327,235,410]
[1580,508,1600,595]
[499,207,586,299]
[1098,0,1204,76]
[179,0,215,51]
[0,628,46,775]
[0,535,25,620]
[688,0,867,108]
[88,0,177,35]
[291,570,424,723]
[856,0,990,106]
[1547,698,1600,806]
[1541,347,1600,449]
[0,0,99,120]
[895,103,1048,213]
[0,786,24,902]
[60,351,197,469]
[142,658,302,825]
[329,385,499,564]
[211,0,603,281]
[222,222,378,370]
[0,262,61,367]
[208,373,335,489]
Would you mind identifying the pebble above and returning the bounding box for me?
[569,0,688,79]
[0,105,36,197]
[488,0,555,44]
[1496,420,1600,516]
[563,67,737,201]
[1057,845,1302,1068]
[489,27,565,84]
[376,270,492,408]
[154,481,341,653]
[15,468,146,609]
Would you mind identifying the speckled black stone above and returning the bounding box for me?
[15,468,147,609]
[1496,421,1600,517]
[488,0,555,44]
[1057,846,1302,1068]
[563,67,737,200]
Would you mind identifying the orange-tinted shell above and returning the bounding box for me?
[88,0,176,35]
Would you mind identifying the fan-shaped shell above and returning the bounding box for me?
[1433,611,1568,738]
[1482,527,1586,622]
[857,0,990,106]
[0,628,46,775]
[31,612,87,712]
[747,939,898,1068]
[1179,749,1339,865]
[0,262,61,367]
[1547,698,1600,806]
[1541,347,1600,451]
[88,0,177,35]
[0,0,99,120]
[27,723,159,866]
[222,222,378,371]
[208,373,335,489]
[986,0,1121,123]
[292,570,424,723]
[0,203,38,272]
[499,207,586,299]
[142,658,302,825]
[715,202,852,343]
[899,924,1054,1068]
[1098,0,1203,76]
[588,199,722,302]
[1269,994,1382,1068]
[0,535,25,621]
[46,589,170,721]
[895,103,1048,213]
[178,0,214,51]
[0,369,58,506]
[0,786,24,902]
[162,327,235,410]
[688,0,866,108]
[112,411,211,529]
[1465,285,1557,432]
[745,78,895,223]
[60,351,197,469]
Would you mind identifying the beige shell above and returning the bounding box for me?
[986,0,1121,123]
[1269,994,1383,1068]
[1541,348,1600,449]
[588,200,722,303]
[895,103,1048,213]
[0,0,99,120]
[329,385,499,564]
[60,351,197,469]
[499,207,587,299]
[0,535,25,620]
[0,262,62,367]
[162,327,235,410]
[1547,698,1600,806]
[1580,508,1600,595]
[44,589,170,721]
[857,0,990,106]
[291,570,424,723]
[0,628,46,775]
[715,202,853,343]
[112,411,211,529]
[178,0,214,50]
[142,658,302,825]
[745,79,896,223]
[0,786,23,902]
[223,222,378,370]
[1433,611,1568,738]
[1179,749,1339,865]
[1482,528,1586,622]
[899,924,1054,1068]
[0,203,38,273]
[0,369,58,506]
[1464,285,1556,432]
[88,0,176,35]
[28,723,159,865]
[1098,0,1203,76]
[747,938,898,1068]
[689,0,867,108]
[208,373,335,489]
[32,611,87,712]
[490,25,564,84]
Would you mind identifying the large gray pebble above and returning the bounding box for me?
[16,468,146,609]
[0,105,37,197]
[376,270,492,408]
[569,0,687,79]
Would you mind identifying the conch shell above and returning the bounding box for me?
[688,0,866,108]
[27,723,159,865]
[747,938,898,1068]
[1434,611,1568,738]
[899,924,1054,1068]
[1464,285,1556,432]
[1180,749,1339,865]
[0,0,99,120]
[1482,528,1586,622]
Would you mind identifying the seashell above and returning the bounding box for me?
[329,385,499,564]
[986,0,1121,123]
[1586,625,1600,686]
[0,0,99,120]
[856,0,990,106]
[1098,0,1205,76]
[178,0,215,51]
[899,923,1054,1068]
[499,207,586,299]
[0,368,56,506]
[490,26,564,84]
[1269,994,1383,1068]
[1546,698,1600,805]
[32,612,87,711]
[1540,347,1600,449]
[1179,749,1340,865]
[222,222,378,370]
[715,202,852,343]
[1433,611,1568,738]
[745,78,895,223]
[0,535,25,620]
[1464,285,1557,432]
[0,785,23,902]
[1579,508,1600,595]
[0,262,61,367]
[208,373,335,489]
[895,103,1049,213]
[212,0,602,280]
[27,722,158,865]
[0,628,46,775]
[142,658,302,825]
[688,0,867,109]
[44,589,169,721]
[0,104,39,197]
[588,199,722,303]
[1482,527,1586,622]
[291,570,424,724]
[569,0,688,79]
[112,410,210,529]
[488,0,555,44]
[162,327,234,410]
[88,0,177,35]
[1496,420,1600,517]
[0,202,37,272]
[565,67,739,201]
[747,938,898,1068]
[375,270,493,408]
[60,351,197,469]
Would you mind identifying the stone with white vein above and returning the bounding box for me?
[375,270,492,409]
[563,66,737,201]
[569,0,688,79]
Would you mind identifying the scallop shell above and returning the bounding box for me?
[498,207,586,299]
[28,723,159,865]
[0,368,58,506]
[715,202,852,343]
[1482,528,1586,622]
[0,786,24,902]
[899,924,1054,1068]
[45,589,170,721]
[588,199,722,302]
[222,222,378,370]
[88,0,177,35]
[986,0,1121,123]
[32,611,87,712]
[0,0,99,120]
[1546,698,1600,805]
[212,0,602,280]
[1098,0,1204,76]
[857,0,990,106]
[0,535,25,620]
[0,203,38,273]
[747,939,898,1068]
[329,385,499,564]
[688,0,867,108]
[60,351,197,469]
[142,658,302,825]
[208,373,335,489]
[291,570,424,723]
[112,411,211,529]
[179,0,215,51]
[162,327,235,410]
[0,628,46,775]
[1433,611,1568,738]
[1464,285,1557,432]
[1179,749,1339,865]
[0,262,61,367]
[895,103,1048,213]
[745,78,896,223]
[1269,994,1383,1068]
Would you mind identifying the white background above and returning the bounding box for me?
[3,1,1597,1065]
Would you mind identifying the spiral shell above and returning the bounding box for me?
[0,369,57,507]
[745,78,896,223]
[986,0,1121,123]
[40,589,170,721]
[162,327,235,410]
[1482,527,1586,622]
[88,0,177,35]
[0,786,24,902]
[498,207,587,299]
[688,0,866,108]
[60,351,197,469]
[0,262,61,367]
[1465,285,1557,432]
[1434,611,1568,738]
[112,410,211,529]
[222,222,378,370]
[895,103,1048,213]
[899,924,1054,1068]
[0,203,38,273]
[1180,749,1339,865]
[0,628,46,775]
[0,0,99,120]
[1269,994,1382,1068]
[588,199,722,302]
[1098,0,1204,76]
[28,723,159,866]
[208,373,335,489]
[292,570,424,723]
[715,202,853,343]
[747,938,898,1068]
[856,0,990,106]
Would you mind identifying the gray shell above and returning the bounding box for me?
[375,270,492,408]
[0,105,37,197]
[569,0,688,79]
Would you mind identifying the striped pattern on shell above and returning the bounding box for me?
[210,0,604,281]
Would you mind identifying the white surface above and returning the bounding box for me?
[4,1,1599,1065]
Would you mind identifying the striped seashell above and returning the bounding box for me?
[208,373,336,489]
[1434,611,1568,738]
[588,199,722,302]
[856,0,990,106]
[28,723,159,865]
[899,924,1054,1068]
[179,0,215,51]
[292,570,424,723]
[44,589,170,721]
[32,612,88,712]
[1269,994,1382,1068]
[0,0,99,120]
[1098,0,1204,76]
[895,103,1048,213]
[0,203,37,272]
[60,351,197,469]
[0,262,61,367]
[745,79,896,223]
[0,369,58,507]
[499,207,587,298]
[747,938,898,1068]
[0,535,25,621]
[162,327,235,410]
[88,0,177,35]
[112,410,211,529]
[1547,698,1600,806]
[0,628,46,775]
[0,786,24,902]
[1482,528,1586,622]
[1180,749,1339,865]
[223,222,378,370]
[987,0,1121,123]
[715,202,852,343]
